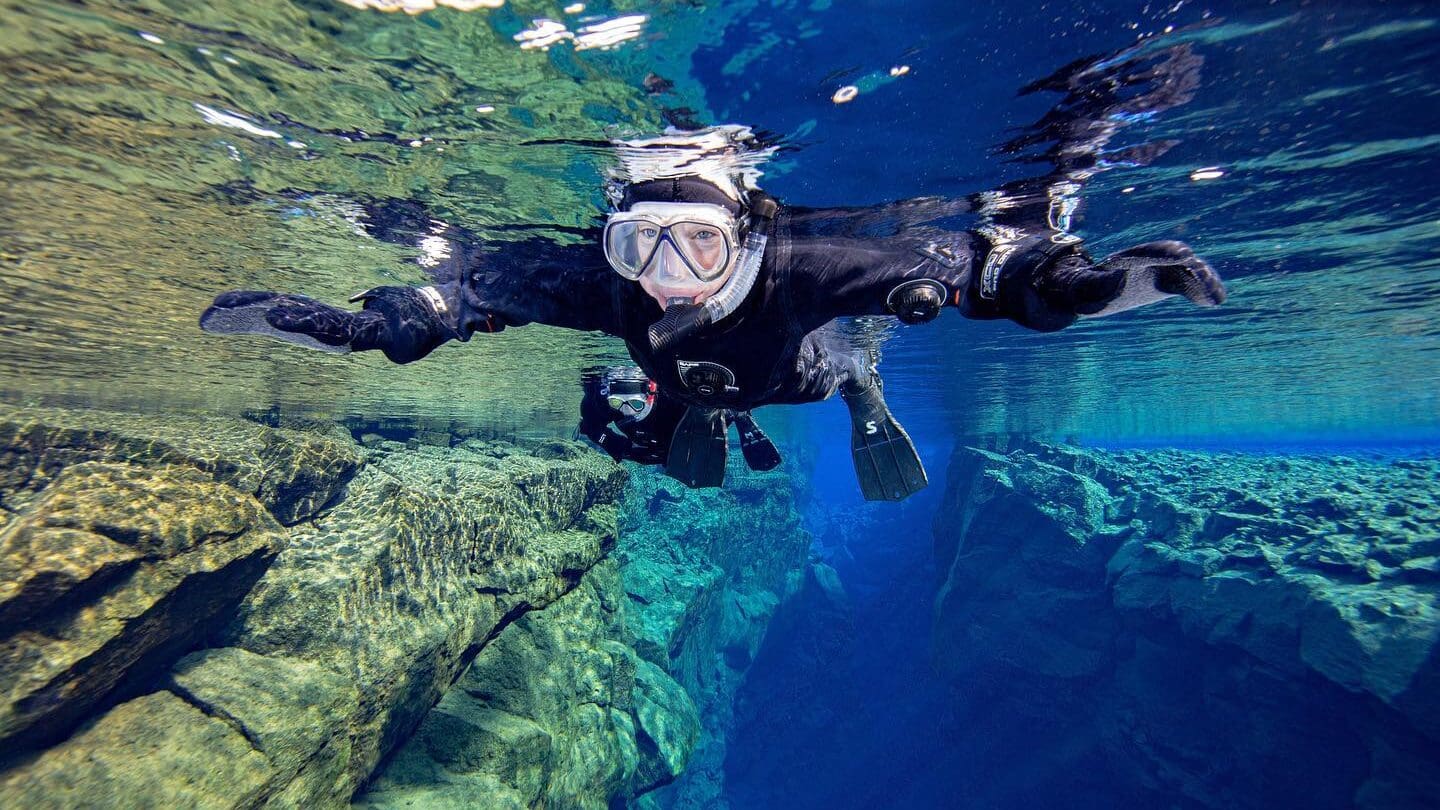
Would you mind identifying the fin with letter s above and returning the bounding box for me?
[841,379,927,501]
[666,406,728,488]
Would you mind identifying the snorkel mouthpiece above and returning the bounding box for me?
[649,303,713,353]
[648,194,777,354]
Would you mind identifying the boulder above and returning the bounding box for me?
[0,456,283,753]
[0,691,272,808]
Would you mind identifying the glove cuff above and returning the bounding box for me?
[349,287,451,363]
[975,229,1086,300]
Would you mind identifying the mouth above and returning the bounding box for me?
[666,296,697,307]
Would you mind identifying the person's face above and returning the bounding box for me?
[604,203,738,309]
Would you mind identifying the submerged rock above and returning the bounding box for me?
[931,442,1440,810]
[0,405,809,809]
[360,462,810,810]
[618,465,810,809]
[0,406,362,525]
[359,561,701,809]
[0,406,630,808]
[0,409,297,754]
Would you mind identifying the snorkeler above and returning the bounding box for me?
[577,366,782,486]
[201,43,1224,502]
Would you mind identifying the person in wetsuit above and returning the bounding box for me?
[576,366,782,485]
[200,43,1225,501]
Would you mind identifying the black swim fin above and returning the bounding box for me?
[733,411,782,472]
[666,406,728,488]
[841,379,927,501]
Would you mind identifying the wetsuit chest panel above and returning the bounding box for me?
[640,318,797,408]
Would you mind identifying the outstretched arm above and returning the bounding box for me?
[783,224,1224,334]
[201,234,619,364]
[784,37,1224,332]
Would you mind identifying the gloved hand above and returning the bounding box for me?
[200,291,374,353]
[200,286,446,363]
[1089,240,1226,313]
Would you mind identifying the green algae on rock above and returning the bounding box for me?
[358,461,812,810]
[0,404,813,809]
[0,407,319,754]
[932,442,1440,810]
[358,560,702,810]
[618,465,811,809]
[0,406,634,808]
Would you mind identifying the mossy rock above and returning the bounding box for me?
[0,460,282,752]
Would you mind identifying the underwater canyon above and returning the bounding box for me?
[0,407,1435,808]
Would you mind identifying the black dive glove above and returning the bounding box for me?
[1087,241,1226,312]
[979,236,1225,330]
[200,287,450,364]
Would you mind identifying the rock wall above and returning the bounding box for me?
[0,408,361,759]
[0,407,675,808]
[0,406,810,809]
[359,461,812,809]
[356,558,700,810]
[618,465,811,810]
[932,441,1440,810]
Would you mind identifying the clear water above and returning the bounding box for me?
[2,0,1438,807]
[4,0,1436,444]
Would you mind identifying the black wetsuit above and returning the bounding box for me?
[368,214,1109,412]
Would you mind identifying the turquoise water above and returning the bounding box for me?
[1,1,1437,808]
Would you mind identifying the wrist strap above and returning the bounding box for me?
[977,230,1081,300]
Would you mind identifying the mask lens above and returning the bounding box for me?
[604,220,661,280]
[605,209,736,282]
[671,222,733,280]
[607,394,647,414]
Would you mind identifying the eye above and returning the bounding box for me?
[693,229,717,241]
[640,227,659,239]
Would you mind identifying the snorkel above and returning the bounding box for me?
[648,192,777,353]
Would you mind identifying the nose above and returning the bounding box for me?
[653,243,691,282]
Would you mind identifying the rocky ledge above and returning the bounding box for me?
[933,441,1440,810]
[0,406,808,809]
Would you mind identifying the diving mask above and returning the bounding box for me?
[603,202,739,283]
[602,376,657,421]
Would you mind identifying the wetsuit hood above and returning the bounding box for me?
[621,177,744,217]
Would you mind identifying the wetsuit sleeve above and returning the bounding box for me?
[358,235,621,364]
[783,232,979,334]
[782,226,1129,334]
